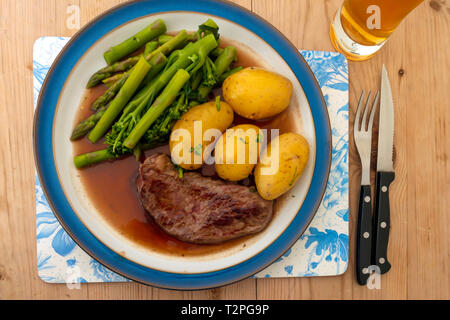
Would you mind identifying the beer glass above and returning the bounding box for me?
[330,0,423,61]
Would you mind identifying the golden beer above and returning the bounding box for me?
[330,0,423,60]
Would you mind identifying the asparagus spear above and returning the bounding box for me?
[123,69,190,149]
[158,34,173,45]
[71,74,162,140]
[102,72,125,87]
[197,19,220,40]
[157,18,218,47]
[118,33,218,121]
[143,93,197,146]
[73,149,114,169]
[140,49,234,146]
[160,32,198,44]
[103,34,219,151]
[93,74,128,110]
[219,66,243,83]
[87,30,188,88]
[103,19,166,65]
[87,56,139,88]
[73,24,221,167]
[91,51,168,110]
[70,106,107,140]
[88,56,151,143]
[144,41,158,55]
[210,47,224,58]
[99,40,157,88]
[74,71,189,168]
[72,31,218,166]
[197,46,237,100]
[87,19,217,89]
[69,52,168,142]
[214,46,237,75]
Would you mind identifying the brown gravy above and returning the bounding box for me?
[72,39,300,257]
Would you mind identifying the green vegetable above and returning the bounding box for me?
[91,52,168,111]
[93,74,128,110]
[219,66,243,83]
[158,34,173,45]
[102,72,126,86]
[143,93,198,147]
[70,106,107,141]
[70,53,168,141]
[210,47,224,58]
[103,19,166,65]
[197,46,237,101]
[72,19,234,168]
[177,166,184,178]
[73,149,115,169]
[87,56,139,88]
[103,33,217,153]
[197,19,220,40]
[144,41,158,56]
[88,56,151,143]
[215,95,221,111]
[123,69,191,149]
[289,166,298,187]
[190,143,202,156]
[87,30,188,88]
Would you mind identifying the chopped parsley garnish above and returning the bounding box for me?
[177,166,184,179]
[215,96,221,111]
[190,143,203,156]
[256,133,262,143]
[289,167,298,186]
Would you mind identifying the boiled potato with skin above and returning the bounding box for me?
[215,124,264,181]
[255,132,309,200]
[170,100,234,170]
[222,67,293,120]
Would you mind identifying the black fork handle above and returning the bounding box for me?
[356,184,373,285]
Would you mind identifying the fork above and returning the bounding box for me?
[354,90,379,285]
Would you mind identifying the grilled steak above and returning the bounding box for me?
[137,153,273,244]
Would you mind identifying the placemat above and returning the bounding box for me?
[34,37,348,283]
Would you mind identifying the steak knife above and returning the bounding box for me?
[373,65,395,274]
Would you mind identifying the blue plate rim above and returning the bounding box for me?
[33,0,331,290]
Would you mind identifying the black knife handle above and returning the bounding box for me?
[356,184,373,285]
[373,171,395,274]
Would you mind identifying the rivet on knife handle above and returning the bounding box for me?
[372,171,395,274]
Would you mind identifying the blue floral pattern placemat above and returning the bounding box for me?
[34,37,348,283]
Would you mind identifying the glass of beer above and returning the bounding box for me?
[330,0,423,61]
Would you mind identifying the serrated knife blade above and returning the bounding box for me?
[372,64,395,275]
[377,65,394,172]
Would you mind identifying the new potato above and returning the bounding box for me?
[222,67,293,120]
[215,124,264,181]
[170,100,234,170]
[255,132,309,200]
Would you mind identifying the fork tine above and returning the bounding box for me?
[368,90,380,130]
[361,90,372,131]
[354,90,365,132]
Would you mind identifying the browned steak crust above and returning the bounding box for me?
[137,153,273,244]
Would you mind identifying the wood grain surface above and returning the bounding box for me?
[0,0,448,300]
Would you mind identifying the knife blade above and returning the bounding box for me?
[377,65,395,172]
[373,64,395,274]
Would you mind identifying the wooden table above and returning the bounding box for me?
[0,0,448,300]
